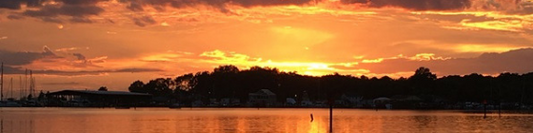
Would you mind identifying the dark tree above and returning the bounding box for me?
[98,86,108,91]
[409,67,437,96]
[411,67,437,80]
[143,78,174,96]
[214,65,240,74]
[175,73,196,91]
[128,80,146,93]
[127,65,533,109]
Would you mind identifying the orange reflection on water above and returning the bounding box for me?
[307,117,327,133]
[235,116,247,133]
[2,108,533,133]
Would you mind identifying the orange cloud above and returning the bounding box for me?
[454,44,527,53]
[356,48,533,76]
[198,50,368,76]
[361,58,384,63]
[459,18,526,32]
[413,10,533,32]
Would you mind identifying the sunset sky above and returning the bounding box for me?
[1,0,533,95]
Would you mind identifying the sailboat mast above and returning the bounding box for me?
[1,62,3,101]
[19,76,22,99]
[32,75,36,97]
[32,71,36,97]
[24,69,27,98]
[30,70,33,97]
[10,78,13,99]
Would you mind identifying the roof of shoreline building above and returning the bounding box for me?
[47,90,151,96]
[249,89,276,96]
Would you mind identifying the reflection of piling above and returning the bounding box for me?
[329,99,333,133]
[498,101,501,117]
[483,102,487,119]
[1,62,4,101]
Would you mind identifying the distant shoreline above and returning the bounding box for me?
[3,106,533,114]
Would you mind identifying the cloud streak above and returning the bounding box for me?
[2,66,163,76]
[31,67,163,76]
[355,48,533,76]
[341,0,471,11]
[195,48,533,77]
[41,81,81,86]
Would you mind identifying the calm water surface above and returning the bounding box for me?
[1,108,533,133]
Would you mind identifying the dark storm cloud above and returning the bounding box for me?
[0,0,313,11]
[23,4,104,17]
[230,0,314,7]
[126,2,144,11]
[0,47,56,66]
[0,0,531,14]
[41,17,62,23]
[132,15,156,27]
[70,17,92,23]
[0,47,162,76]
[72,53,86,60]
[353,48,533,76]
[25,0,44,7]
[341,0,471,11]
[0,0,108,10]
[0,0,46,9]
[0,0,104,23]
[22,4,103,23]
[2,66,163,75]
[121,0,315,11]
[0,46,95,68]
[59,0,108,5]
[0,65,26,74]
[7,14,24,19]
[0,0,22,10]
[339,0,533,14]
[27,68,163,76]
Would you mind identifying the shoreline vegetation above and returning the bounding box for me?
[2,65,533,111]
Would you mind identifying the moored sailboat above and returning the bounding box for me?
[0,62,22,107]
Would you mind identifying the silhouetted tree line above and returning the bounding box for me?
[128,65,533,105]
